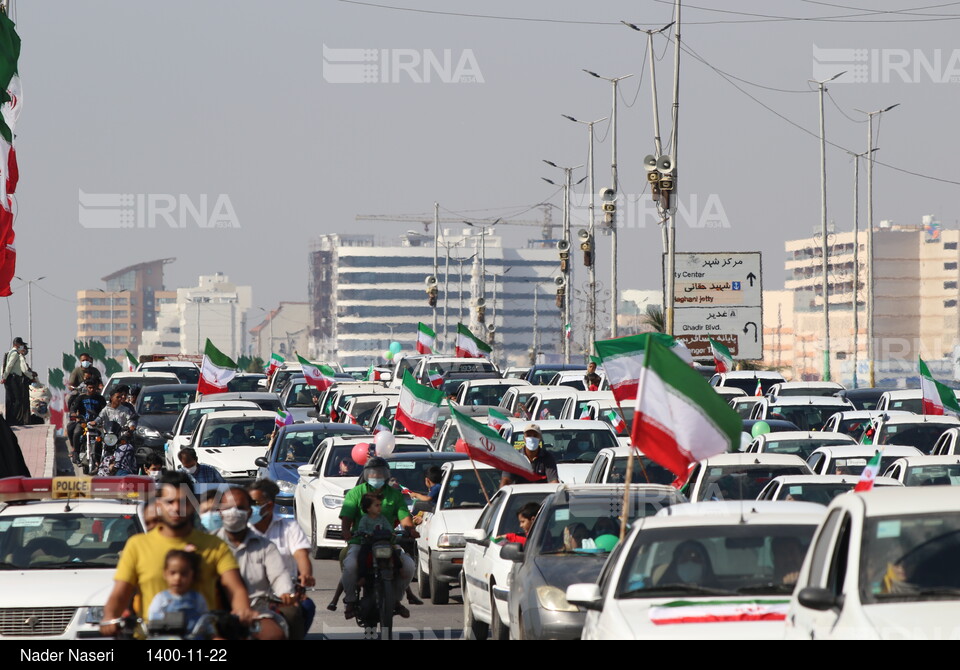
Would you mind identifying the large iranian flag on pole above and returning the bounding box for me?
[919,357,960,417]
[455,323,491,358]
[396,371,445,439]
[450,403,537,481]
[595,333,689,405]
[198,340,238,396]
[416,323,436,355]
[631,337,742,479]
[297,354,337,392]
[709,338,734,374]
[854,450,883,492]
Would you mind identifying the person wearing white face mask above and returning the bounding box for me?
[177,447,225,484]
[215,487,296,640]
[499,424,560,488]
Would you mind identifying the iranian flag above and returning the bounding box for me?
[416,323,436,355]
[595,333,687,405]
[854,450,883,492]
[275,409,293,428]
[297,354,337,392]
[0,202,13,297]
[266,353,284,377]
[124,349,139,372]
[605,409,626,434]
[631,337,742,479]
[579,406,592,420]
[649,600,790,626]
[396,371,444,439]
[373,417,393,434]
[47,370,65,431]
[919,356,960,416]
[450,403,537,481]
[455,323,491,358]
[198,340,238,396]
[427,370,443,388]
[0,15,20,205]
[709,338,734,374]
[754,379,763,397]
[487,408,510,430]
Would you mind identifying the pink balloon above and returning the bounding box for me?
[352,443,372,466]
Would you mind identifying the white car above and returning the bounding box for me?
[868,414,960,454]
[415,460,504,605]
[821,410,911,441]
[766,381,845,398]
[521,388,580,422]
[730,396,762,419]
[500,419,622,484]
[135,360,200,385]
[749,396,855,431]
[498,385,542,418]
[684,453,812,502]
[786,487,960,639]
[189,409,277,482]
[412,356,500,385]
[881,455,960,486]
[547,370,589,390]
[164,400,259,469]
[0,475,149,640]
[568,501,825,640]
[930,427,960,456]
[564,390,617,420]
[583,447,677,487]
[742,431,857,460]
[294,434,431,556]
[806,445,922,477]
[454,378,530,408]
[461,483,562,639]
[756,474,902,503]
[709,370,785,396]
[875,389,923,414]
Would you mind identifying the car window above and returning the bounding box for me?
[903,464,960,486]
[439,423,460,453]
[286,383,319,408]
[609,456,675,486]
[762,439,852,461]
[697,464,809,501]
[462,384,514,407]
[807,508,844,588]
[0,511,143,569]
[274,429,353,463]
[878,423,952,454]
[438,470,502,510]
[889,398,923,414]
[138,390,193,415]
[510,429,618,465]
[767,405,838,431]
[585,454,607,483]
[477,493,505,536]
[495,492,550,537]
[774,482,857,504]
[827,514,852,596]
[198,418,274,447]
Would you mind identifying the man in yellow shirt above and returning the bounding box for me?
[99,472,255,637]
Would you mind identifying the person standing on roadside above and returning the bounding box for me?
[2,337,31,426]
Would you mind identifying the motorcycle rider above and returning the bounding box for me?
[68,381,106,464]
[338,457,418,621]
[88,385,138,471]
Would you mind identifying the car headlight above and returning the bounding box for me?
[438,533,465,549]
[536,585,578,612]
[277,480,296,494]
[322,495,344,509]
[84,607,104,625]
[137,426,162,438]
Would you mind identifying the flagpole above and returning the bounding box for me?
[619,362,648,541]
[469,455,491,504]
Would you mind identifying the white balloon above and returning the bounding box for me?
[375,430,396,457]
[739,432,752,452]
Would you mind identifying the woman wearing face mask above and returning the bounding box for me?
[499,424,560,488]
[658,540,717,587]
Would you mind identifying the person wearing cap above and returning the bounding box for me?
[2,337,32,426]
[500,423,560,488]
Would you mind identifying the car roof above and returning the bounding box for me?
[547,483,684,502]
[839,388,886,397]
[758,431,856,443]
[139,361,198,368]
[0,498,144,513]
[574,391,616,402]
[528,388,580,398]
[829,410,911,419]
[650,501,826,524]
[382,452,468,463]
[731,396,761,404]
[838,486,960,516]
[742,419,801,430]
[325,434,428,445]
[140,383,197,394]
[766,474,902,487]
[462,378,529,387]
[764,396,852,406]
[497,482,564,495]
[505,419,613,430]
[716,371,786,380]
[184,400,260,410]
[198,410,277,422]
[276,423,368,436]
[107,371,179,381]
[880,389,921,398]
[213,392,281,400]
[772,381,845,389]
[445,459,495,471]
[810,445,923,457]
[714,387,747,396]
[703,453,810,466]
[886,455,960,468]
[879,414,960,425]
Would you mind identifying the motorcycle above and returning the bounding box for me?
[104,611,261,640]
[97,421,138,477]
[79,423,102,475]
[353,530,415,640]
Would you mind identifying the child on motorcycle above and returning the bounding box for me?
[147,549,209,632]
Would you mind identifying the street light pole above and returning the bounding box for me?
[665,0,682,337]
[847,148,876,389]
[18,276,46,366]
[433,202,439,338]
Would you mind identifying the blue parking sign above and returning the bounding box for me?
[732,281,741,291]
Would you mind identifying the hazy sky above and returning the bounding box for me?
[7,0,960,375]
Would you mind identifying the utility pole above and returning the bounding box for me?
[433,202,439,339]
[532,284,540,363]
[665,0,682,336]
[848,149,874,389]
[543,161,584,364]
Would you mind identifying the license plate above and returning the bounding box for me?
[52,476,93,498]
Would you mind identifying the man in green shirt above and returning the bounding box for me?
[338,457,418,620]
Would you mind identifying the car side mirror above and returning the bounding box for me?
[566,583,603,611]
[500,542,524,563]
[797,587,844,612]
[307,409,317,418]
[464,528,488,546]
[162,432,174,441]
[412,500,435,515]
[254,457,269,468]
[297,464,317,478]
[316,415,329,423]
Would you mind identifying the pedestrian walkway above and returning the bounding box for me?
[11,424,54,477]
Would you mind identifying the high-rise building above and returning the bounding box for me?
[308,232,562,367]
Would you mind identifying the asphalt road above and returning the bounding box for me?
[305,554,465,640]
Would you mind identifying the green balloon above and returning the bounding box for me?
[751,420,772,438]
[385,351,394,361]
[389,341,402,354]
[594,534,619,552]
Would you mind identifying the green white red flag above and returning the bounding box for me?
[124,349,139,372]
[427,370,443,388]
[605,409,626,433]
[275,409,293,428]
[396,371,445,439]
[487,407,510,430]
[754,379,763,397]
[373,417,393,434]
[455,323,491,358]
[297,354,337,392]
[631,337,742,480]
[416,323,436,355]
[594,333,689,405]
[919,356,960,417]
[198,340,238,396]
[266,353,284,377]
[649,600,790,626]
[450,403,537,481]
[854,450,883,492]
[709,338,734,374]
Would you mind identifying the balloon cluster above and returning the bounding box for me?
[384,341,402,361]
[350,430,397,465]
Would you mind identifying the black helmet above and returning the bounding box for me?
[363,456,390,482]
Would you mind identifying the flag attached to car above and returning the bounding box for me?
[297,354,337,392]
[275,409,293,428]
[919,356,960,417]
[450,403,537,481]
[455,323,492,358]
[266,353,284,377]
[427,370,443,388]
[416,322,436,355]
[197,339,238,396]
[124,349,139,372]
[631,337,742,480]
[373,417,393,434]
[709,338,734,374]
[606,409,626,433]
[854,450,883,492]
[396,371,444,439]
[487,408,510,430]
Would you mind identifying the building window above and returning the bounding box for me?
[945,281,958,290]
[946,242,958,250]
[946,262,958,271]
[945,300,958,308]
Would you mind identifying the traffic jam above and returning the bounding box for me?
[2,325,958,642]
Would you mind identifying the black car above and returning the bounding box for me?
[835,388,886,411]
[132,383,197,463]
[741,418,800,437]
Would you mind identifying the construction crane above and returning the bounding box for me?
[355,204,560,241]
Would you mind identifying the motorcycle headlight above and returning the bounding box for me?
[437,533,465,549]
[277,480,296,494]
[373,545,394,560]
[322,495,344,509]
[536,586,578,612]
[84,607,104,625]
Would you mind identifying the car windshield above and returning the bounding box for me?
[768,405,840,431]
[271,369,300,391]
[763,439,852,460]
[615,524,816,598]
[505,391,535,418]
[494,493,552,537]
[326,444,430,478]
[228,376,265,392]
[845,395,880,411]
[103,376,174,399]
[273,428,360,464]
[509,429,618,464]
[143,366,200,384]
[903,464,960,487]
[462,384,516,407]
[836,418,873,440]
[610,456,675,486]
[698,464,810,501]
[437,469,503,510]
[180,405,252,435]
[531,370,565,385]
[198,418,274,447]
[721,378,778,395]
[138,390,193,415]
[887,398,923,413]
[286,383,318,408]
[878,423,952,454]
[827,455,903,476]
[776,387,838,397]
[533,493,674,555]
[773,482,858,504]
[0,512,143,569]
[860,512,960,604]
[532,398,569,421]
[732,399,760,419]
